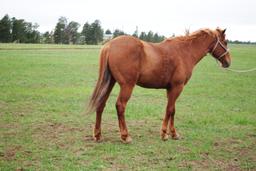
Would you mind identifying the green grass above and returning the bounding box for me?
[0,43,255,170]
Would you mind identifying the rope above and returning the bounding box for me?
[223,67,256,73]
[215,59,256,73]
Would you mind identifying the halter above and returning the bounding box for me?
[210,37,230,60]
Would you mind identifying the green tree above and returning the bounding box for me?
[12,18,27,43]
[53,17,67,44]
[81,20,103,45]
[65,21,80,44]
[81,22,91,44]
[42,31,54,44]
[10,16,41,43]
[90,20,103,44]
[146,31,154,42]
[139,31,165,42]
[139,32,147,41]
[152,33,165,43]
[25,22,40,43]
[0,14,12,42]
[113,29,125,38]
[153,33,159,42]
[105,29,112,34]
[158,35,165,42]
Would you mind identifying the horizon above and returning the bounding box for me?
[1,0,256,42]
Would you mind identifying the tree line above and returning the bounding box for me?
[0,14,166,44]
[1,14,255,45]
[0,15,40,43]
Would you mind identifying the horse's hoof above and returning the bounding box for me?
[161,133,169,141]
[93,129,102,142]
[121,136,132,144]
[171,133,180,140]
[93,136,102,142]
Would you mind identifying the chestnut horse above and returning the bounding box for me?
[87,28,231,143]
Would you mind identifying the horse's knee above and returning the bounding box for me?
[116,101,125,114]
[96,103,106,113]
[167,108,175,116]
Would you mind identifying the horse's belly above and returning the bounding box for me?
[136,61,172,89]
[136,83,168,89]
[136,75,170,89]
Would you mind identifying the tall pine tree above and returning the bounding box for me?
[0,14,12,42]
[12,18,27,43]
[81,20,103,45]
[65,21,80,44]
[53,17,67,44]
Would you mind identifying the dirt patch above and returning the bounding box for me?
[211,136,256,170]
[177,135,256,170]
[178,159,211,170]
[3,145,22,161]
[176,146,191,154]
[33,122,85,136]
[29,121,89,152]
[213,136,256,155]
[179,157,240,171]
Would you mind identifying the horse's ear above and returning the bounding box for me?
[216,27,226,36]
[222,28,226,35]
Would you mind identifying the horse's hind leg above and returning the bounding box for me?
[94,80,115,142]
[116,84,134,143]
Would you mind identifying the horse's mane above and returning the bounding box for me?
[167,28,216,42]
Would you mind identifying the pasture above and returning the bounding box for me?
[0,43,255,170]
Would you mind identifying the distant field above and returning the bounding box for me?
[0,43,255,170]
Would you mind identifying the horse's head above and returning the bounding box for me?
[210,28,231,68]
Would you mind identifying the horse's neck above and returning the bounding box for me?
[188,35,214,66]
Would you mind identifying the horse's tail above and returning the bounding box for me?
[86,46,112,114]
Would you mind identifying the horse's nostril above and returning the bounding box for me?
[222,61,230,68]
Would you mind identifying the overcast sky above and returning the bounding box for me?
[1,0,256,41]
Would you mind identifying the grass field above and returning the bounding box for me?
[0,43,255,170]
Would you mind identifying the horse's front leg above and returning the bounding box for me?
[161,84,184,140]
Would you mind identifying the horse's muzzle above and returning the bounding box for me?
[222,60,231,68]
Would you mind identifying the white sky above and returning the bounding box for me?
[1,0,256,41]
